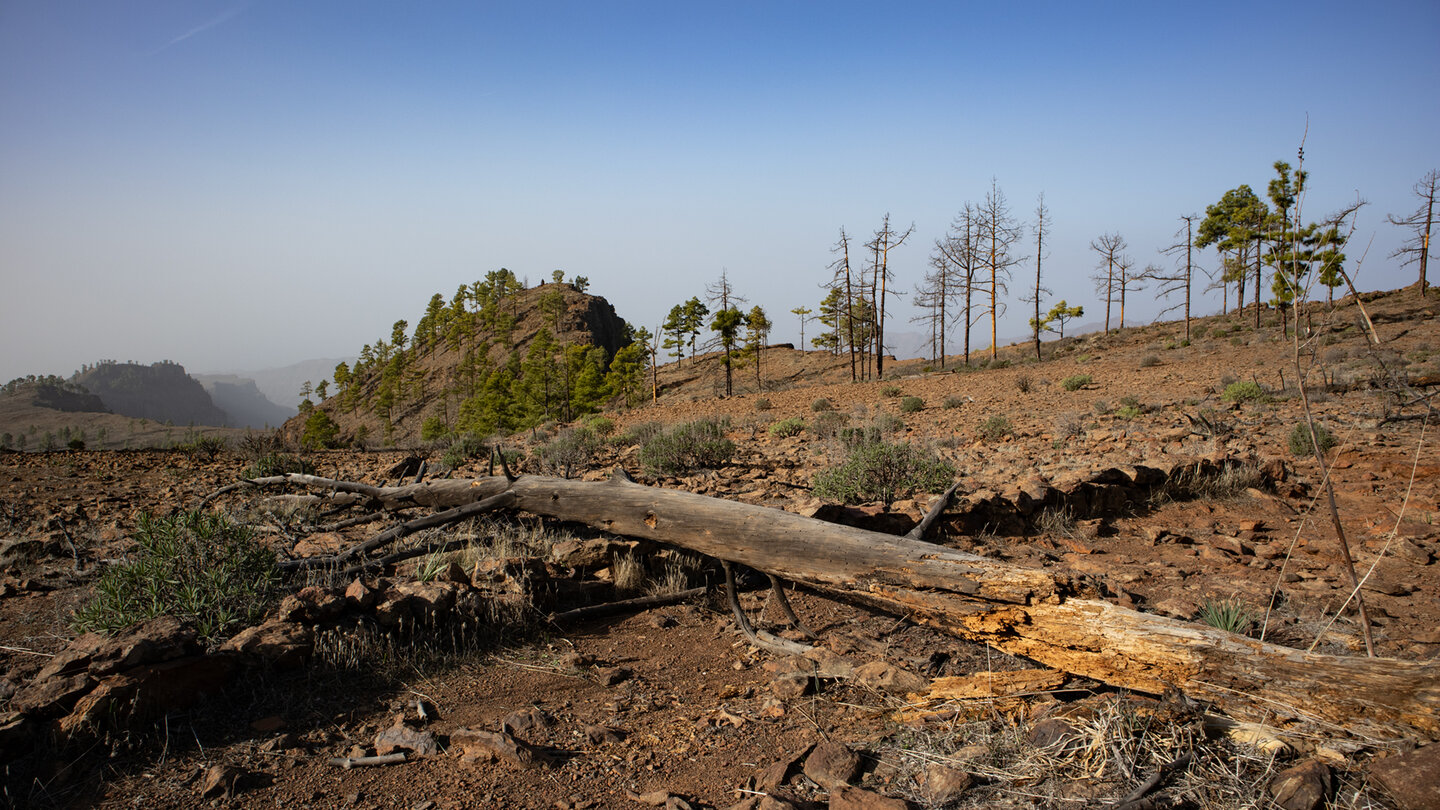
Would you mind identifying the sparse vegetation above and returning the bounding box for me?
[1062,373,1092,391]
[536,426,602,477]
[70,511,280,642]
[881,385,903,398]
[942,395,965,409]
[1198,597,1255,635]
[768,417,806,438]
[441,434,489,471]
[1139,354,1160,368]
[810,410,849,439]
[812,440,955,505]
[1015,374,1032,393]
[810,397,835,412]
[1221,380,1267,403]
[977,414,1013,441]
[1288,422,1337,457]
[898,395,924,413]
[753,397,772,411]
[638,419,735,476]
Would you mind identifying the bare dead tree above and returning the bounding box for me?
[1157,215,1200,341]
[1387,168,1438,297]
[935,204,982,366]
[1022,192,1052,360]
[1116,254,1143,330]
[979,180,1024,360]
[1090,232,1127,333]
[865,214,915,379]
[828,228,859,381]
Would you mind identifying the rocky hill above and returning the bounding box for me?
[73,361,230,427]
[289,272,634,446]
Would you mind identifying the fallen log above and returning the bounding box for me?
[257,471,1439,742]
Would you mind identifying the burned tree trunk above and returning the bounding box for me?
[260,471,1439,742]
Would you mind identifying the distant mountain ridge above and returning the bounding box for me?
[72,361,229,426]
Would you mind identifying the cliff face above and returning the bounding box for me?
[287,280,633,446]
[74,362,230,426]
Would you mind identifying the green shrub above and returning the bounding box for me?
[754,398,773,412]
[301,409,342,450]
[811,397,835,412]
[179,434,229,460]
[812,441,956,505]
[242,452,314,479]
[899,396,924,414]
[881,385,903,398]
[1197,597,1254,635]
[536,427,602,477]
[1116,405,1142,421]
[1222,381,1267,403]
[420,415,450,442]
[977,415,1012,441]
[1062,373,1092,392]
[580,415,615,437]
[617,421,664,446]
[943,396,966,410]
[768,417,806,438]
[70,511,280,642]
[638,419,735,476]
[442,435,489,470]
[1288,422,1337,456]
[873,412,906,434]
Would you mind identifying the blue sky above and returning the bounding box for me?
[2,1,1436,384]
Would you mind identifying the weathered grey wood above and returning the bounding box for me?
[263,471,1440,742]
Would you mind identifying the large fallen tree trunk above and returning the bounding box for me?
[258,471,1439,742]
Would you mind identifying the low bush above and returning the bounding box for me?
[812,440,955,505]
[1221,381,1267,403]
[638,419,735,476]
[616,421,664,446]
[811,397,835,412]
[899,396,924,414]
[768,417,806,438]
[1015,374,1032,394]
[536,427,602,477]
[580,414,616,437]
[441,434,489,470]
[754,398,772,412]
[242,452,314,479]
[943,395,966,410]
[1139,354,1161,368]
[977,414,1012,441]
[1288,422,1337,457]
[70,511,280,642]
[1198,597,1255,635]
[1062,373,1092,392]
[881,385,903,398]
[811,410,849,439]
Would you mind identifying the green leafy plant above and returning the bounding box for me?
[638,419,735,476]
[420,415,450,442]
[812,440,956,506]
[1222,381,1268,403]
[1198,597,1255,635]
[301,409,342,450]
[768,417,806,438]
[70,511,280,642]
[1288,422,1337,456]
[899,396,924,414]
[977,415,1012,441]
[441,435,489,470]
[1062,373,1092,392]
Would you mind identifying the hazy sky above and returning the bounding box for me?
[3,1,1437,384]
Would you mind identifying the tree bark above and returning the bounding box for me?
[265,471,1439,742]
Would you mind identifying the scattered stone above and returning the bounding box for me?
[502,706,552,733]
[1269,759,1332,810]
[829,785,909,810]
[198,763,245,799]
[1369,742,1440,810]
[1027,718,1081,754]
[803,740,860,790]
[918,763,972,804]
[345,578,377,610]
[769,672,811,699]
[585,723,626,745]
[375,723,440,756]
[220,620,314,669]
[596,666,632,687]
[294,585,346,621]
[852,661,927,694]
[451,728,543,768]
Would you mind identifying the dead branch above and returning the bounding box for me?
[239,470,1440,741]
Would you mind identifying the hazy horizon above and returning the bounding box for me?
[3,1,1437,385]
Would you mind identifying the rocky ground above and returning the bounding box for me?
[1,288,1438,809]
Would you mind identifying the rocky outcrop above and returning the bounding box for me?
[74,361,230,426]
